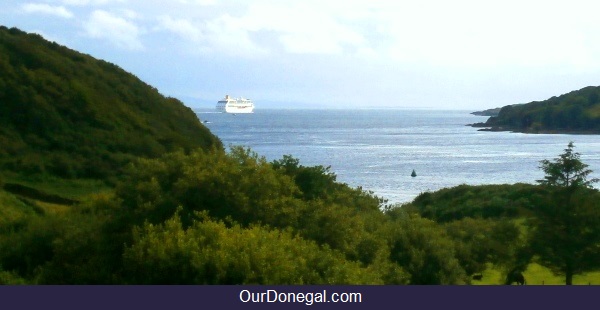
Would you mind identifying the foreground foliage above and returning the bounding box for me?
[0,146,479,284]
[123,212,382,284]
[0,143,598,284]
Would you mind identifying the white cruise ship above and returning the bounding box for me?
[216,95,255,113]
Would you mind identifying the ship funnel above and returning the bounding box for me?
[225,95,230,99]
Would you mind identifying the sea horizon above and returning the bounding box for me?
[191,104,486,112]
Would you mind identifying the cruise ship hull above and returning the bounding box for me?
[223,105,254,113]
[216,95,255,113]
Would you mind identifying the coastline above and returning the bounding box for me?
[468,122,600,135]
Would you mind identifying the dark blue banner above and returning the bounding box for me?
[1,285,598,310]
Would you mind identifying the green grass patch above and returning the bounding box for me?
[34,201,71,215]
[3,173,110,200]
[524,263,600,285]
[471,265,505,285]
[473,263,600,285]
[0,190,39,231]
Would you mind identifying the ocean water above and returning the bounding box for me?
[196,109,600,205]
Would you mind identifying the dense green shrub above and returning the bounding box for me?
[122,212,383,284]
[383,211,468,284]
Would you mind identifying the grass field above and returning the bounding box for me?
[3,173,110,200]
[1,174,109,229]
[0,190,38,229]
[473,263,600,285]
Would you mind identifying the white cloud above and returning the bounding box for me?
[22,3,74,18]
[157,16,202,41]
[155,15,269,57]
[243,2,365,55]
[177,1,367,57]
[178,0,216,5]
[368,1,600,68]
[83,10,144,50]
[62,0,125,6]
[121,9,141,20]
[202,14,269,57]
[162,0,599,67]
[17,0,600,66]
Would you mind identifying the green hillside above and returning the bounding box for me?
[0,26,221,180]
[472,85,600,133]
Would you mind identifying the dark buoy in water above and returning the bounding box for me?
[411,169,417,177]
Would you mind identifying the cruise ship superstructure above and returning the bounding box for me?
[216,95,255,113]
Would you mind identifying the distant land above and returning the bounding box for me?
[470,85,600,134]
[470,107,502,117]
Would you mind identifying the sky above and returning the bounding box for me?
[2,0,600,110]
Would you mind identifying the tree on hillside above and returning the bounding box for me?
[532,142,600,285]
[538,142,598,188]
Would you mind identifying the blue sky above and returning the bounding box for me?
[3,0,600,109]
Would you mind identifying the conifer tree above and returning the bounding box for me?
[532,142,600,285]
